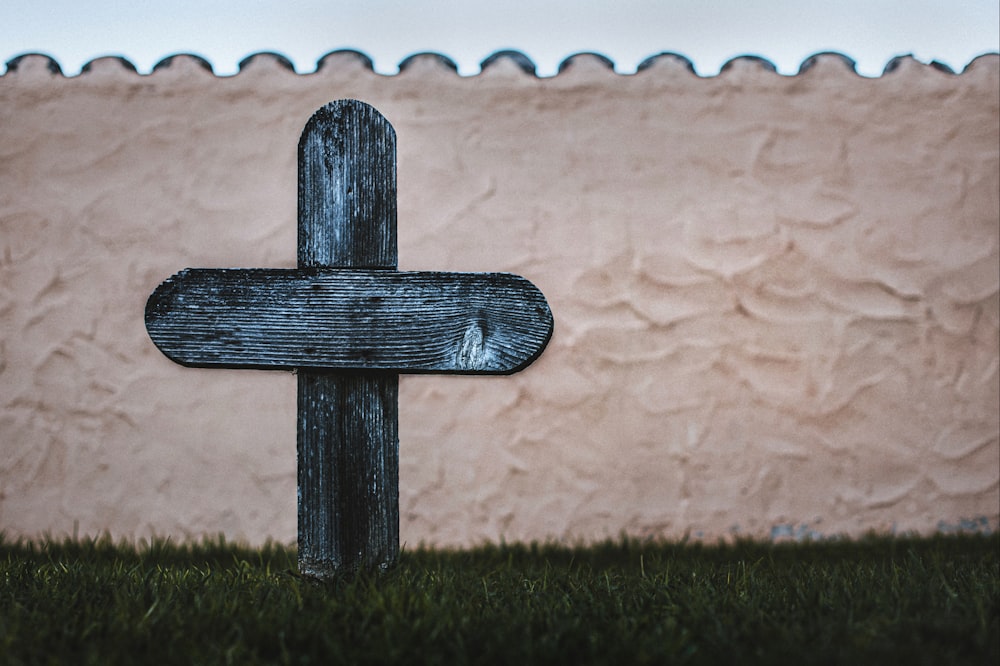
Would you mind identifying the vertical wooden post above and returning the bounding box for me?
[296,100,399,575]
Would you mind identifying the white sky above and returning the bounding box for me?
[3,0,999,77]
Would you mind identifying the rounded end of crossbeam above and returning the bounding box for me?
[453,273,554,375]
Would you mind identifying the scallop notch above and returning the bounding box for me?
[963,53,1000,73]
[4,53,63,75]
[881,54,919,75]
[80,56,138,74]
[398,52,459,73]
[557,51,615,74]
[316,49,375,72]
[797,51,858,75]
[719,55,778,74]
[929,60,957,75]
[557,52,616,74]
[636,52,696,74]
[238,51,296,72]
[152,53,215,74]
[480,50,537,76]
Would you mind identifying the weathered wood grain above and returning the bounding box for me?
[298,100,396,269]
[143,98,553,576]
[297,371,398,576]
[144,268,553,373]
[297,100,399,576]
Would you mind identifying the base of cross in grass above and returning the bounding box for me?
[146,99,553,577]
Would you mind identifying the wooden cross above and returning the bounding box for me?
[145,100,553,577]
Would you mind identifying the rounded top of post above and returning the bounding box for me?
[297,99,398,269]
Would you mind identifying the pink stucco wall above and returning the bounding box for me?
[1,52,997,546]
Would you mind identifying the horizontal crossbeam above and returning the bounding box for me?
[145,268,553,374]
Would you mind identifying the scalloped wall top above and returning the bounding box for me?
[3,49,998,78]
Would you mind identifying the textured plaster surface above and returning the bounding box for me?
[1,52,997,546]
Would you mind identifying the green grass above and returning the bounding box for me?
[1,533,997,665]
